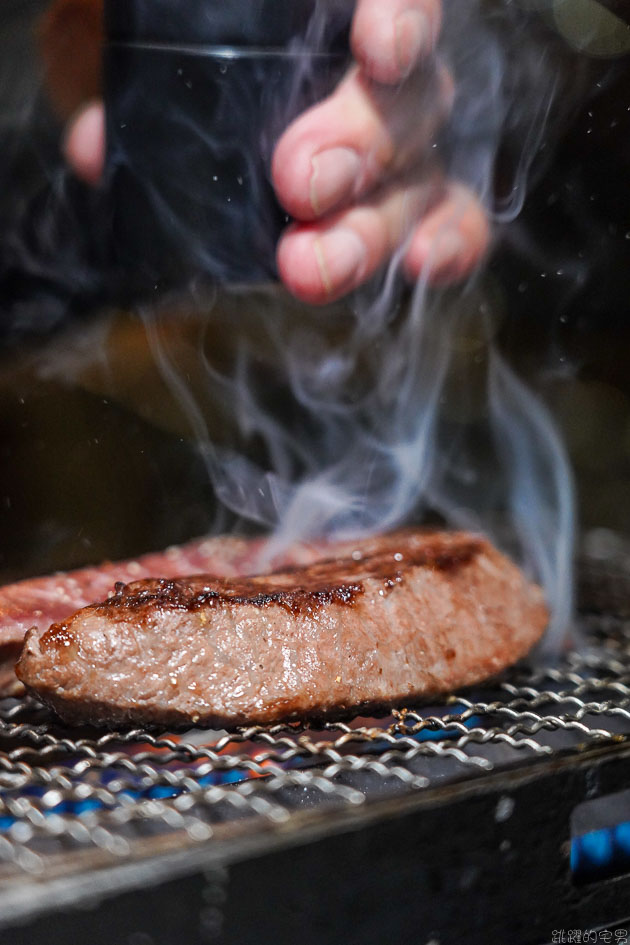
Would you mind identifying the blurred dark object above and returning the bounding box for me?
[104,0,351,291]
[580,528,630,616]
[493,54,630,534]
[0,0,353,342]
[0,0,109,348]
[1,175,108,344]
[0,369,224,583]
[40,0,103,119]
[598,0,630,21]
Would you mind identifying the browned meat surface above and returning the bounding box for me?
[0,534,345,695]
[16,532,548,729]
[0,536,255,644]
[0,535,256,695]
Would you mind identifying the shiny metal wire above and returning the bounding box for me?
[0,544,628,878]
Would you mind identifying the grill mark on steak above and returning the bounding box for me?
[113,575,366,614]
[42,582,365,651]
[16,532,547,729]
[113,580,366,616]
[0,533,333,694]
[38,537,481,654]
[0,535,264,641]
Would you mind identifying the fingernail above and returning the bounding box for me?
[310,147,360,216]
[314,228,367,296]
[395,10,431,75]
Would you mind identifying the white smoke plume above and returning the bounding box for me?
[8,0,579,649]
[122,1,576,648]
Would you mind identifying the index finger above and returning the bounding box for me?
[351,0,442,84]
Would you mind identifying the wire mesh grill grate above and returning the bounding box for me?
[0,539,629,884]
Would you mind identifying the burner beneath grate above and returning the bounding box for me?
[0,539,629,945]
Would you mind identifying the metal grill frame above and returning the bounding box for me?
[1,548,630,944]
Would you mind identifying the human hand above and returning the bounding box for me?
[272,0,490,303]
[57,0,489,302]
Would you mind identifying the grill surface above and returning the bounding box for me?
[1,533,630,943]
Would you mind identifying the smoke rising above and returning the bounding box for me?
[6,0,581,647]
[108,1,576,648]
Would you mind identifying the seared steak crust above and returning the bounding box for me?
[0,535,262,647]
[0,534,327,695]
[16,532,548,729]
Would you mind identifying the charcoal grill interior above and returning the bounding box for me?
[1,541,630,945]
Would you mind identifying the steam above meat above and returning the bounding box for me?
[16,531,548,729]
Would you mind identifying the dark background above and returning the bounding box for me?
[0,0,628,582]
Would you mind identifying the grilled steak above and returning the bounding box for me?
[16,531,548,728]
